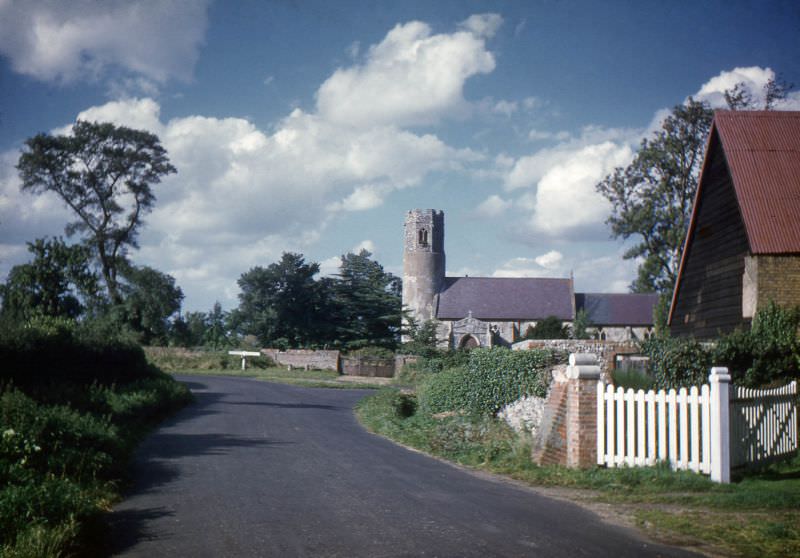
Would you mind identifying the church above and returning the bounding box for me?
[402,209,658,348]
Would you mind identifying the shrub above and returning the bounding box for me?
[524,316,569,340]
[418,367,472,415]
[714,302,800,387]
[640,337,712,389]
[417,348,559,416]
[0,322,154,389]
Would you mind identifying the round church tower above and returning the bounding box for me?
[403,209,445,333]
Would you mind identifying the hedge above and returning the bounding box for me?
[417,347,560,416]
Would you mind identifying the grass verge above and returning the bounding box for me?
[0,372,192,557]
[144,347,390,389]
[356,388,800,558]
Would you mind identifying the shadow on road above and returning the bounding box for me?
[223,400,342,411]
[107,507,175,555]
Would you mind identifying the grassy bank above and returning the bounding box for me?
[1,326,192,557]
[144,347,390,389]
[356,388,800,558]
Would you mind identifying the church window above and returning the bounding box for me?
[418,228,429,246]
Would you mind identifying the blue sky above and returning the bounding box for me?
[1,0,799,312]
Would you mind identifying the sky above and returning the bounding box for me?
[1,0,799,313]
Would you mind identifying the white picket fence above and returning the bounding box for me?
[596,367,798,483]
[731,382,798,468]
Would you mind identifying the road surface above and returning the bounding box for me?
[110,375,698,557]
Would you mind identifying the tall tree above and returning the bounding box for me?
[0,237,98,321]
[596,98,713,294]
[725,76,793,110]
[332,250,402,350]
[17,120,176,304]
[118,264,184,345]
[232,253,326,348]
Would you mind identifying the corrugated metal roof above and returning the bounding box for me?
[436,277,574,320]
[715,110,800,254]
[575,293,658,326]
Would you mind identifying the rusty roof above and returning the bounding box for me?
[714,110,800,254]
[436,276,574,321]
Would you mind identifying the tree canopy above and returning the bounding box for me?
[17,120,176,304]
[596,98,713,294]
[0,237,98,322]
[230,250,402,350]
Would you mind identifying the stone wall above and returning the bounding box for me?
[261,349,340,371]
[340,357,395,378]
[512,339,641,379]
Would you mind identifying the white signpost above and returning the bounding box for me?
[228,350,262,370]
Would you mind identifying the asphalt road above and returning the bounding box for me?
[110,375,698,557]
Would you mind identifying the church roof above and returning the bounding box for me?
[575,293,658,326]
[436,277,574,321]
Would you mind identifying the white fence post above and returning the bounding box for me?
[709,367,731,483]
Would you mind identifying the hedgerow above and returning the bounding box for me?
[0,319,191,556]
[417,347,560,416]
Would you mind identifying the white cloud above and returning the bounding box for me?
[353,239,376,254]
[316,19,496,127]
[458,13,503,38]
[475,195,512,218]
[2,91,481,309]
[695,66,774,108]
[534,250,563,269]
[529,141,633,235]
[492,254,562,278]
[694,66,800,110]
[0,0,209,86]
[492,100,518,117]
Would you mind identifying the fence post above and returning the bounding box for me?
[709,367,731,483]
[566,353,601,468]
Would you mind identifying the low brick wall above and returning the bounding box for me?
[261,349,340,371]
[532,354,600,469]
[512,339,641,379]
[340,356,395,378]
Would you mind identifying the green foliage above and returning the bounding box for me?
[596,98,713,294]
[331,250,402,350]
[17,120,176,305]
[117,263,184,345]
[231,252,328,348]
[414,349,472,376]
[400,316,440,357]
[417,348,558,417]
[714,302,800,387]
[640,336,711,389]
[231,250,402,350]
[611,367,656,391]
[524,316,569,339]
[0,237,98,322]
[0,318,154,389]
[0,320,190,556]
[143,347,273,372]
[571,309,592,339]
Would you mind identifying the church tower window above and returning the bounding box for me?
[418,228,429,246]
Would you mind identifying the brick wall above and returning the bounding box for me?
[261,349,340,371]
[756,255,800,311]
[532,356,599,469]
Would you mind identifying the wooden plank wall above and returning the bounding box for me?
[671,135,751,338]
